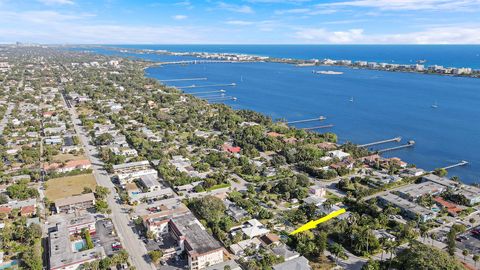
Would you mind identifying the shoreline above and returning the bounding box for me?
[97,45,480,79]
[142,64,472,185]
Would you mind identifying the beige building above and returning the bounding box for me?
[54,193,96,213]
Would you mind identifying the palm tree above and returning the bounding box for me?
[429,231,437,247]
[473,254,479,268]
[463,249,469,262]
[329,243,344,264]
[379,237,387,261]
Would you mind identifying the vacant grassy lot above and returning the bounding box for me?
[52,153,86,163]
[45,173,97,201]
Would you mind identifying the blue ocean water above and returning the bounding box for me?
[106,44,480,69]
[82,45,480,184]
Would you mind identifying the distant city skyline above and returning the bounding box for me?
[1,0,480,44]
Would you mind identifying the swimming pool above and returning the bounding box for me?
[0,260,18,270]
[72,240,86,252]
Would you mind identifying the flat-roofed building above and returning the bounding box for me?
[112,160,150,174]
[396,182,445,201]
[54,193,95,214]
[49,220,105,270]
[139,174,162,192]
[422,174,460,189]
[377,193,436,222]
[457,186,480,206]
[170,213,224,270]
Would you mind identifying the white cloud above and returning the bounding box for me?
[274,7,337,15]
[172,15,188,20]
[217,2,254,13]
[37,0,74,5]
[295,28,364,43]
[316,0,480,11]
[226,20,255,25]
[294,25,480,44]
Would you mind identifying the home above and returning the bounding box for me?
[43,159,91,174]
[327,150,350,160]
[309,185,326,198]
[260,233,281,247]
[224,199,250,222]
[373,229,396,242]
[222,143,241,154]
[229,238,261,256]
[272,256,311,270]
[270,244,300,261]
[232,219,270,239]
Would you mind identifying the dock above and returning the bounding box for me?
[205,96,237,102]
[359,137,402,148]
[187,90,226,95]
[301,125,334,130]
[377,140,415,153]
[160,77,207,82]
[442,160,469,170]
[286,116,326,124]
[178,83,236,89]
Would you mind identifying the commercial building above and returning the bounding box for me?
[54,193,96,214]
[143,206,224,270]
[112,160,157,186]
[48,220,105,270]
[170,213,224,270]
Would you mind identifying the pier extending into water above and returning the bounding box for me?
[178,83,236,89]
[359,137,402,148]
[442,160,469,170]
[301,125,334,130]
[187,90,226,95]
[160,77,207,82]
[285,116,326,125]
[377,140,415,153]
[205,96,237,102]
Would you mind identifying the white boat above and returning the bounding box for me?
[313,70,344,75]
[431,101,438,108]
[349,97,354,102]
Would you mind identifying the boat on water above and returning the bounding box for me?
[431,101,438,108]
[313,70,344,75]
[349,97,354,102]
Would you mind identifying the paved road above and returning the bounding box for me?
[0,103,14,135]
[65,100,155,270]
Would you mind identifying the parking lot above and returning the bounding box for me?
[456,226,480,253]
[93,219,122,256]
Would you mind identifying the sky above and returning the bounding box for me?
[1,0,480,44]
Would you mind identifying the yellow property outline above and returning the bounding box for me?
[290,208,346,235]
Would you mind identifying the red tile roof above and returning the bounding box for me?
[0,206,12,214]
[21,205,36,216]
